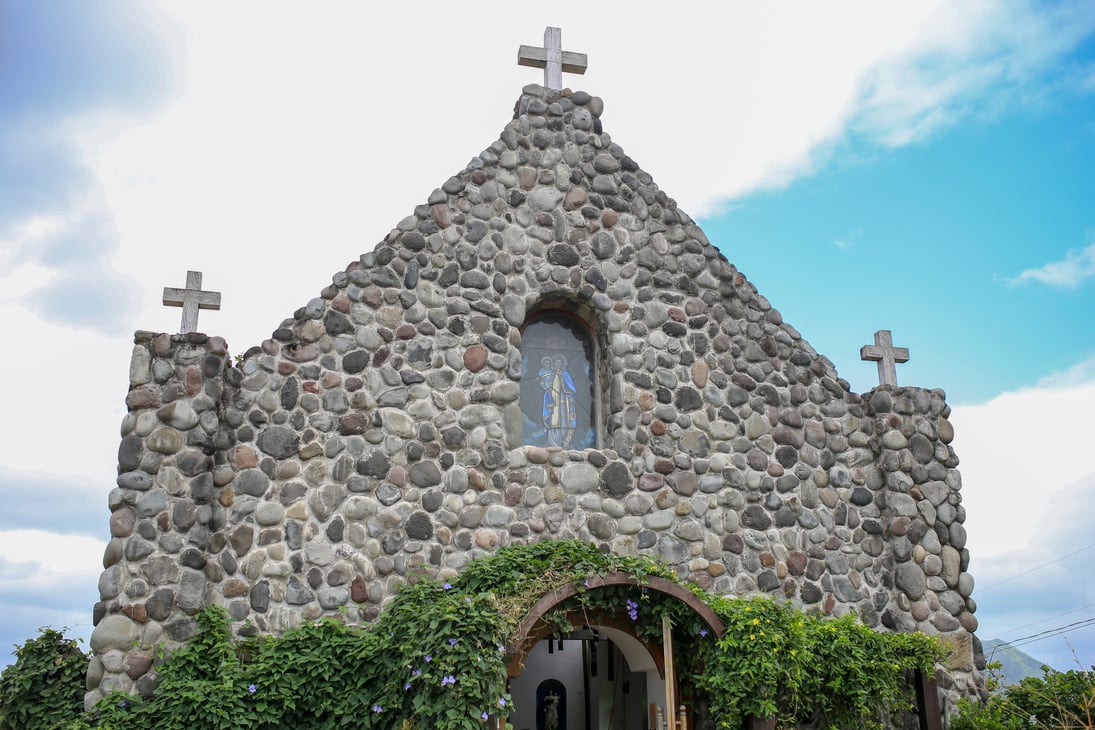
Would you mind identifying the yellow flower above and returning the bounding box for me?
[751,618,760,626]
[750,634,755,640]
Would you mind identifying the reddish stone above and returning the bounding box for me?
[469,469,487,490]
[122,603,148,623]
[638,473,664,491]
[601,210,618,228]
[786,552,807,576]
[526,447,550,464]
[362,287,383,308]
[650,420,666,436]
[338,413,368,435]
[823,595,835,614]
[126,650,153,679]
[891,516,911,536]
[303,381,319,393]
[185,366,203,396]
[350,577,367,604]
[125,385,161,410]
[223,579,249,598]
[110,508,135,538]
[667,307,686,322]
[156,512,169,532]
[766,463,784,477]
[759,552,776,567]
[321,372,342,389]
[463,346,488,373]
[277,361,297,375]
[219,488,234,507]
[563,187,588,211]
[432,204,450,228]
[654,459,674,475]
[331,293,351,313]
[638,392,655,410]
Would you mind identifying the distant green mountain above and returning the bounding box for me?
[982,639,1050,686]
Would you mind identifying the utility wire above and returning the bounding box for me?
[987,616,1095,661]
[974,542,1095,595]
[993,603,1095,640]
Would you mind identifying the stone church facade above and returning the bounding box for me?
[88,83,982,722]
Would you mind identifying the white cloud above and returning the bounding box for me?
[950,363,1095,668]
[951,369,1095,560]
[853,0,1095,148]
[1007,242,1095,289]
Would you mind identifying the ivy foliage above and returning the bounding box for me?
[951,664,1095,729]
[692,595,946,729]
[2,541,946,729]
[0,627,87,730]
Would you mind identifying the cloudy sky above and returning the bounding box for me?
[2,1,1094,673]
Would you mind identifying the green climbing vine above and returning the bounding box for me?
[0,627,87,730]
[0,541,945,729]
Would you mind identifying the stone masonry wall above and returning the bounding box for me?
[88,85,981,721]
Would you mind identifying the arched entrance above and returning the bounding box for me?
[504,574,724,730]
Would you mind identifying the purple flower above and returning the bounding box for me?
[441,674,456,686]
[498,697,507,707]
[482,711,489,720]
[497,645,506,653]
[412,668,422,677]
[626,599,639,621]
[443,582,452,590]
[699,628,708,637]
[448,638,458,646]
[117,700,127,708]
[425,655,432,663]
[583,579,590,588]
[372,704,383,713]
[405,681,412,691]
[247,683,257,694]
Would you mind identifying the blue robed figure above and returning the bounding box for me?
[540,355,577,447]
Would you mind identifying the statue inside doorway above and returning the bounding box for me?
[535,679,566,730]
[542,689,560,730]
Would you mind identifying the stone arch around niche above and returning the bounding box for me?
[519,300,606,450]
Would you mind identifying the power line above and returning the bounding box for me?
[974,542,1095,595]
[993,603,1095,640]
[988,616,1095,661]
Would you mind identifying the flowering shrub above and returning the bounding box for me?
[1,541,945,729]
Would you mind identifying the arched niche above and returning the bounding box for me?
[519,303,604,449]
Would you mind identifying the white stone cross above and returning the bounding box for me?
[860,330,910,387]
[518,27,587,90]
[163,270,221,334]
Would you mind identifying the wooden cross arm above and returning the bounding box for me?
[517,46,588,75]
[162,287,221,310]
[859,344,910,363]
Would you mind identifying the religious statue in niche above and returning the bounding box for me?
[542,690,560,730]
[538,355,578,447]
[535,679,567,730]
[520,313,595,449]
